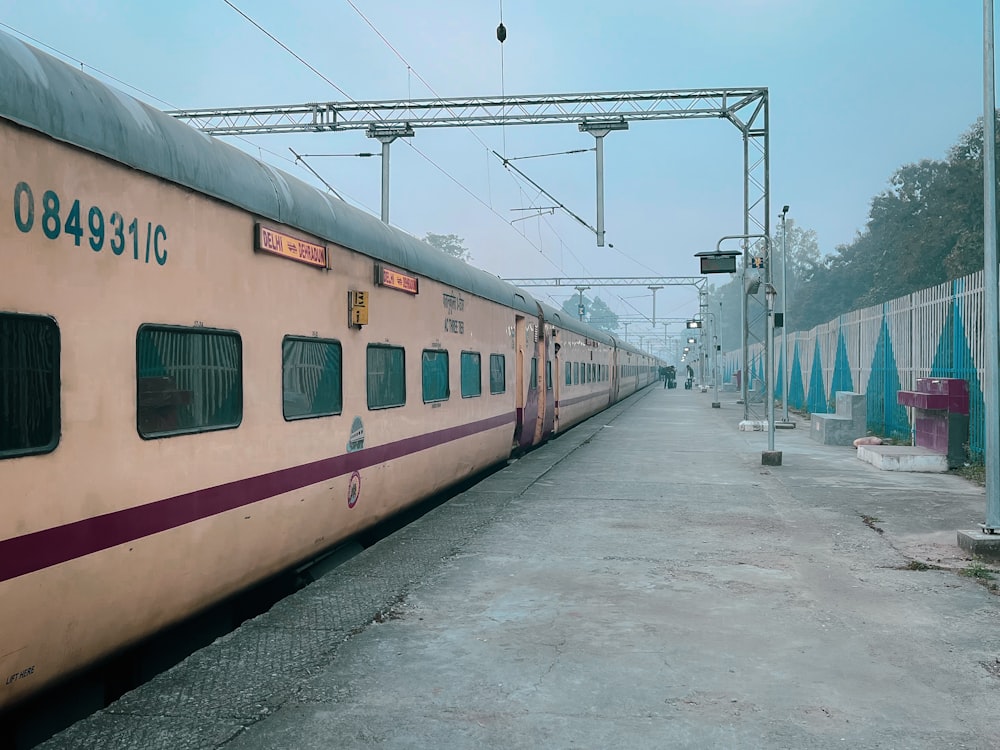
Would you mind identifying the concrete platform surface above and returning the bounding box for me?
[40,388,1000,750]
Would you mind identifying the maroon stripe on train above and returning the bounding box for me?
[555,391,611,409]
[0,411,516,583]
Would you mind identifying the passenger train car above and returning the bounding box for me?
[0,31,658,711]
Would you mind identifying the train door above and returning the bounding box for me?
[611,348,620,402]
[531,307,548,445]
[514,314,526,449]
[553,336,561,434]
[541,324,555,440]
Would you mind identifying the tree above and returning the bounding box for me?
[423,233,472,262]
[588,296,619,332]
[559,294,619,332]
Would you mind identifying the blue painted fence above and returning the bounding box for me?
[723,270,987,457]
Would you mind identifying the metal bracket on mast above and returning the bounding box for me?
[366,124,414,224]
[578,120,628,247]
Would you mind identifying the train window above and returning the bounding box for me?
[565,361,572,386]
[489,354,506,394]
[282,337,342,420]
[421,349,449,403]
[136,325,242,439]
[368,344,406,409]
[461,351,482,398]
[529,357,537,390]
[546,361,552,390]
[0,313,60,458]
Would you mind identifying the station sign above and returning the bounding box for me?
[699,253,737,274]
[375,263,419,294]
[255,223,327,268]
[695,250,739,275]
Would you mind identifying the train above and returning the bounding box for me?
[0,30,659,712]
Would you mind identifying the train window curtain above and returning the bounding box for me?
[368,345,406,409]
[461,351,482,398]
[135,325,242,438]
[282,337,343,420]
[490,353,506,394]
[0,313,60,458]
[421,349,450,403]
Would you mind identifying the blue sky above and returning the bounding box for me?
[0,0,990,329]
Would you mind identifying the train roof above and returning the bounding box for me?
[0,31,542,316]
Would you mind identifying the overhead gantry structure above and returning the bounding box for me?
[170,88,771,423]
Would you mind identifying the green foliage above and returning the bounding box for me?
[961,562,996,580]
[560,294,618,332]
[712,114,999,337]
[423,233,472,262]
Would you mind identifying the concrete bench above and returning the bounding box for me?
[810,391,866,446]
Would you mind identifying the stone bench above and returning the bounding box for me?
[810,391,866,446]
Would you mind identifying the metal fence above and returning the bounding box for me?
[724,269,987,457]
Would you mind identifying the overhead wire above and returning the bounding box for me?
[340,0,589,273]
[221,0,566,271]
[223,1,639,283]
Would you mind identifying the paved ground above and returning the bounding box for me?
[41,385,1000,749]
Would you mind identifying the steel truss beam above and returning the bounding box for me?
[501,276,706,288]
[167,89,767,135]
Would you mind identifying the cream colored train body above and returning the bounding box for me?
[0,32,658,711]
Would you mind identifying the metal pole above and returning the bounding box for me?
[649,286,663,326]
[781,206,791,423]
[379,138,392,223]
[766,283,776,452]
[984,0,1000,531]
[575,285,590,322]
[595,133,606,247]
[703,311,721,409]
[717,301,724,407]
[580,122,627,248]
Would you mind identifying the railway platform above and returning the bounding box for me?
[38,385,1000,749]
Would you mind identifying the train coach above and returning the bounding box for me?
[0,31,659,711]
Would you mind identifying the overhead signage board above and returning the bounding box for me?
[255,223,327,268]
[699,253,737,274]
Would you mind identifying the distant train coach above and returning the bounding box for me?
[0,29,659,711]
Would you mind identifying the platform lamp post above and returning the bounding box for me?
[701,311,721,409]
[685,319,702,386]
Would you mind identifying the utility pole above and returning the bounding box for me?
[778,205,795,428]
